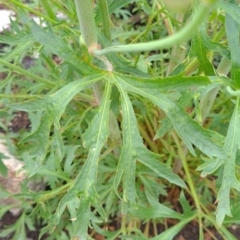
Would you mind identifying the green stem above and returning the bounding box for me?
[226,86,240,96]
[74,1,120,155]
[38,182,72,202]
[9,0,57,24]
[172,131,203,236]
[0,94,38,99]
[74,0,98,49]
[74,0,103,103]
[158,0,174,35]
[133,5,161,66]
[0,59,55,86]
[98,0,111,41]
[167,12,187,75]
[39,0,56,21]
[94,1,216,55]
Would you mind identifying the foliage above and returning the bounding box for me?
[0,0,240,239]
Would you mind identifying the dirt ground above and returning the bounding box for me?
[1,210,240,239]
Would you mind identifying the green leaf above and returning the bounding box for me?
[0,32,32,45]
[129,204,182,220]
[0,153,8,176]
[92,222,121,240]
[1,41,33,63]
[225,12,240,87]
[73,80,112,194]
[166,103,224,158]
[152,218,195,240]
[218,225,238,240]
[130,192,183,220]
[19,13,97,76]
[118,76,226,159]
[196,156,224,177]
[48,80,112,238]
[119,73,211,92]
[179,191,195,217]
[217,1,240,25]
[190,32,215,75]
[125,216,196,240]
[216,97,240,225]
[11,74,104,176]
[64,145,80,176]
[114,76,186,205]
[136,147,186,187]
[72,196,91,240]
[114,85,138,203]
[52,121,64,161]
[155,91,194,138]
[199,25,230,60]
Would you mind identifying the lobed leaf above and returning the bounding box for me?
[179,191,195,217]
[131,192,183,220]
[118,73,211,92]
[190,33,215,75]
[48,80,112,239]
[114,76,186,205]
[118,76,226,159]
[152,218,195,240]
[155,91,194,139]
[196,157,224,177]
[136,147,186,187]
[11,74,104,175]
[199,25,230,60]
[225,12,240,87]
[19,12,98,76]
[217,1,240,25]
[216,98,240,225]
[114,85,139,203]
[72,196,91,240]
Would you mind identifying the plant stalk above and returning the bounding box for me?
[39,0,56,20]
[94,1,217,55]
[172,132,203,237]
[166,11,187,75]
[9,0,57,24]
[0,59,55,86]
[98,0,111,41]
[74,0,103,104]
[74,0,121,155]
[74,0,98,49]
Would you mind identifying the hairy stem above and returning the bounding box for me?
[74,1,120,154]
[74,0,98,49]
[74,0,103,104]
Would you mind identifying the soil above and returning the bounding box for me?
[0,212,40,240]
[1,210,240,240]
